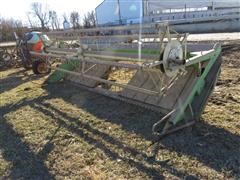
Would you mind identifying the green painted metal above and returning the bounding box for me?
[171,46,222,125]
[48,60,79,83]
[47,45,222,128]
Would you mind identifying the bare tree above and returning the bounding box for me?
[0,18,25,41]
[70,11,80,29]
[83,14,90,28]
[30,2,49,30]
[49,11,60,30]
[27,13,34,28]
[83,11,96,28]
[88,11,96,27]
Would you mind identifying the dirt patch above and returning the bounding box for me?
[0,41,239,179]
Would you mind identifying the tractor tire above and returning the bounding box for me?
[32,59,51,75]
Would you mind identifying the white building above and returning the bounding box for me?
[95,0,240,28]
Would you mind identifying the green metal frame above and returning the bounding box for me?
[47,45,222,136]
[171,45,222,125]
[48,60,79,83]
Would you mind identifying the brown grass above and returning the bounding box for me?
[0,42,239,179]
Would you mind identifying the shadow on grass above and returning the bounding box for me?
[0,68,40,94]
[44,82,240,178]
[0,116,55,179]
[0,87,194,179]
[158,122,240,177]
[222,43,240,56]
[0,93,58,179]
[1,82,239,178]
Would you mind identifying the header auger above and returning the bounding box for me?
[18,23,222,137]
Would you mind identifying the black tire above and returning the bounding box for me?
[32,59,51,75]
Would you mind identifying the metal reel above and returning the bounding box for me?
[163,40,184,77]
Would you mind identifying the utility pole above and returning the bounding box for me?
[184,3,187,19]
[117,0,122,24]
[144,0,149,16]
[212,1,215,10]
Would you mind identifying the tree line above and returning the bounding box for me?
[29,2,96,30]
[0,18,27,41]
[0,2,97,42]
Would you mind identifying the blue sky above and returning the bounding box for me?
[0,0,102,25]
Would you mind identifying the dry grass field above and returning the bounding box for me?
[0,41,239,179]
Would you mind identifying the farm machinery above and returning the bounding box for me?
[18,23,222,137]
[0,41,18,68]
[0,32,51,69]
